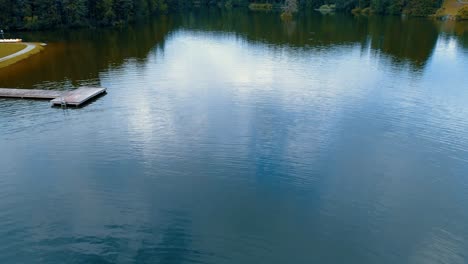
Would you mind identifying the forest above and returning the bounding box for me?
[0,0,169,30]
[0,0,442,30]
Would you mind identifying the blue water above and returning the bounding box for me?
[1,12,468,263]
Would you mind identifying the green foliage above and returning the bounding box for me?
[63,0,88,27]
[114,0,134,22]
[358,0,370,8]
[318,4,336,9]
[23,16,40,30]
[95,0,116,25]
[224,0,234,8]
[341,0,441,15]
[280,11,293,19]
[0,0,445,31]
[456,5,468,20]
[403,0,441,16]
[249,2,273,10]
[299,0,327,8]
[370,0,387,13]
[355,6,373,13]
[284,0,299,12]
[363,6,374,13]
[1,0,169,30]
[334,0,359,11]
[226,0,249,7]
[386,0,404,15]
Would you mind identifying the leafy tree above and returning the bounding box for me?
[0,0,444,30]
[134,0,149,18]
[63,0,88,27]
[334,0,359,11]
[95,0,116,25]
[113,0,134,22]
[404,0,440,16]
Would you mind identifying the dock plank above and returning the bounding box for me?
[51,87,106,106]
[0,87,107,107]
[0,88,65,99]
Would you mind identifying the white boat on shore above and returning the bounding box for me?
[0,39,23,43]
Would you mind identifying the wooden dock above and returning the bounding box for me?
[0,87,106,107]
[0,88,63,99]
[50,87,106,106]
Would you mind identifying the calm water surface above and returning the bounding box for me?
[1,10,468,263]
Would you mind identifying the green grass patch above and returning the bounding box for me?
[0,43,44,69]
[0,43,27,58]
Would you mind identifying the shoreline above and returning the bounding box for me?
[0,43,44,69]
[434,0,468,19]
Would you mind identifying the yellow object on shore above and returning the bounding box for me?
[0,43,44,69]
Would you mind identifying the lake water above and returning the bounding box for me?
[1,10,468,263]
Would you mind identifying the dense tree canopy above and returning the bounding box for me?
[0,0,168,30]
[0,0,443,30]
[343,0,442,15]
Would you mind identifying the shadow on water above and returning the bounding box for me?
[434,19,468,48]
[365,16,440,69]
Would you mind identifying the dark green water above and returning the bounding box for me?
[1,10,468,263]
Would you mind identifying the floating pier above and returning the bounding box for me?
[0,87,106,107]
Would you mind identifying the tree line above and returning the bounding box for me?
[0,0,170,30]
[0,0,442,30]
[338,0,441,16]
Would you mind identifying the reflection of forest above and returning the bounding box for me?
[0,17,174,88]
[435,19,468,48]
[0,10,466,88]
[175,10,442,69]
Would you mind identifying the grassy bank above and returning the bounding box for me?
[0,43,27,58]
[0,43,44,69]
[435,0,468,19]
